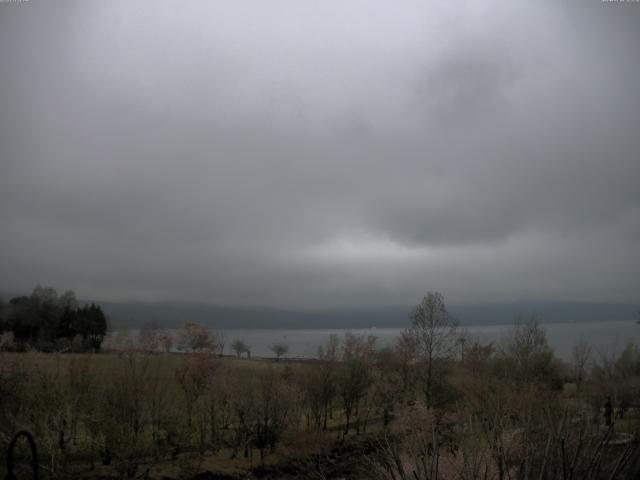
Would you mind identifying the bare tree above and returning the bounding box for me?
[409,291,458,407]
[369,405,457,480]
[499,315,557,385]
[314,334,340,430]
[373,347,402,427]
[317,334,339,361]
[204,363,235,446]
[158,330,174,353]
[230,375,255,459]
[87,351,156,477]
[175,353,217,429]
[572,339,592,385]
[231,339,250,358]
[337,332,377,435]
[252,367,293,465]
[28,355,75,475]
[138,320,161,352]
[216,331,226,357]
[270,342,289,361]
[67,355,96,446]
[180,322,216,353]
[393,331,418,399]
[59,290,79,311]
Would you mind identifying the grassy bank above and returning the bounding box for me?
[2,323,640,479]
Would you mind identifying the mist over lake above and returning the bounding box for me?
[119,320,640,361]
[218,321,640,361]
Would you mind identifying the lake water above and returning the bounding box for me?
[216,320,640,361]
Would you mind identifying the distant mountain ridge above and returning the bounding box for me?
[1,290,636,329]
[96,300,639,330]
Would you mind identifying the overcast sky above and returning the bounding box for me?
[1,0,639,308]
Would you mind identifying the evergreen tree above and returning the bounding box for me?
[3,287,107,351]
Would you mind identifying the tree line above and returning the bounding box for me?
[1,291,639,479]
[0,286,107,352]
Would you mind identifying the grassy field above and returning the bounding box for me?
[1,351,387,479]
[2,329,640,480]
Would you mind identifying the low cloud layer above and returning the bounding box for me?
[1,0,639,308]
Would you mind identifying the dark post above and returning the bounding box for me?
[604,396,613,427]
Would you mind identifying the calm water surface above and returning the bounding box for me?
[217,320,640,361]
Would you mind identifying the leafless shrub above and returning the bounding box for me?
[179,322,217,353]
[270,342,289,361]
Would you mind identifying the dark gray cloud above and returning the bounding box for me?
[1,0,639,307]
